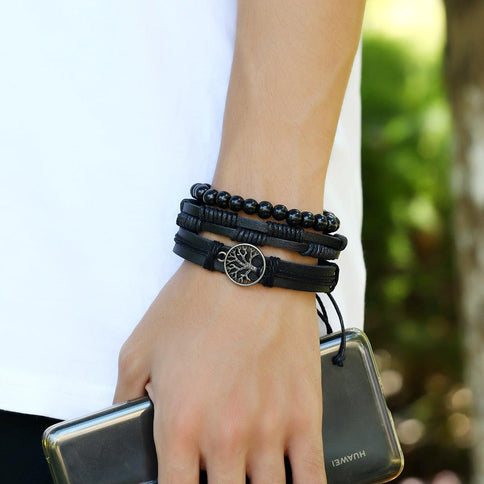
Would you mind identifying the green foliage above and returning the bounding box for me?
[361,34,471,481]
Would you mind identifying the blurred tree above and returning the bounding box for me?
[443,2,484,483]
[361,29,471,481]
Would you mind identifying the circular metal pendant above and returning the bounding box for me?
[221,243,266,286]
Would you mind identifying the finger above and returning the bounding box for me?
[201,422,248,484]
[246,447,286,484]
[286,432,326,484]
[155,437,200,484]
[151,389,202,484]
[246,410,287,484]
[204,452,246,484]
[112,344,150,404]
[153,405,200,484]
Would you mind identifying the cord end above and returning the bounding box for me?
[332,350,345,367]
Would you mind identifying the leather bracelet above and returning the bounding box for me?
[179,199,347,252]
[190,183,340,233]
[176,211,340,261]
[173,228,339,293]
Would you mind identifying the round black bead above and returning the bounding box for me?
[313,213,328,232]
[215,191,231,209]
[301,211,315,228]
[272,204,288,221]
[202,188,218,205]
[195,184,210,201]
[286,209,302,227]
[191,183,210,199]
[243,198,259,215]
[228,195,244,212]
[325,212,340,233]
[257,201,273,219]
[190,183,200,198]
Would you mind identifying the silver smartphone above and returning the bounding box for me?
[42,329,404,484]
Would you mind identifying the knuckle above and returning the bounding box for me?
[117,344,145,382]
[256,410,284,443]
[289,387,321,431]
[207,418,251,456]
[156,407,200,447]
[291,406,322,434]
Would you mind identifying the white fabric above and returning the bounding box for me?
[0,2,365,420]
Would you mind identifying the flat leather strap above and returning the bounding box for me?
[179,199,347,251]
[173,228,339,293]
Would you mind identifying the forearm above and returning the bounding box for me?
[214,0,365,214]
[115,4,366,481]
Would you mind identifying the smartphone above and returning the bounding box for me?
[42,329,404,483]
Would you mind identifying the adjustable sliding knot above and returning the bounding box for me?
[203,240,225,270]
[322,261,339,292]
[176,213,202,233]
[200,205,238,227]
[261,256,280,287]
[232,228,267,246]
[267,221,304,242]
[300,243,338,260]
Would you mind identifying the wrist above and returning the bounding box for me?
[214,58,328,214]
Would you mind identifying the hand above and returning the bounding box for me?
[113,261,326,483]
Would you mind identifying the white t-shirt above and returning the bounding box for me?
[0,2,365,420]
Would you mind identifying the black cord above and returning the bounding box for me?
[316,293,332,335]
[316,292,346,367]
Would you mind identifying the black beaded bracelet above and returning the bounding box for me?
[179,199,347,251]
[189,183,340,233]
[176,204,342,261]
[173,228,339,293]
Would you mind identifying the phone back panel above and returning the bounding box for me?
[321,330,403,483]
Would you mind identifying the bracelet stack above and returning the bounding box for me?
[172,183,348,365]
[173,183,346,293]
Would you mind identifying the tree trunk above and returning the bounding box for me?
[443,2,484,482]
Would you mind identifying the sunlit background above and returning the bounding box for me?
[362,0,472,482]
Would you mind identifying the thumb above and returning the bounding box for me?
[113,344,150,404]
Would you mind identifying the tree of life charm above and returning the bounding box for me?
[220,243,266,286]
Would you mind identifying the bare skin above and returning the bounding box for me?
[113,0,365,482]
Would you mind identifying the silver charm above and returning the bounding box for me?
[217,243,266,286]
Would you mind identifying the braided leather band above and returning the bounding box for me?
[176,212,340,261]
[173,228,339,293]
[179,199,347,254]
